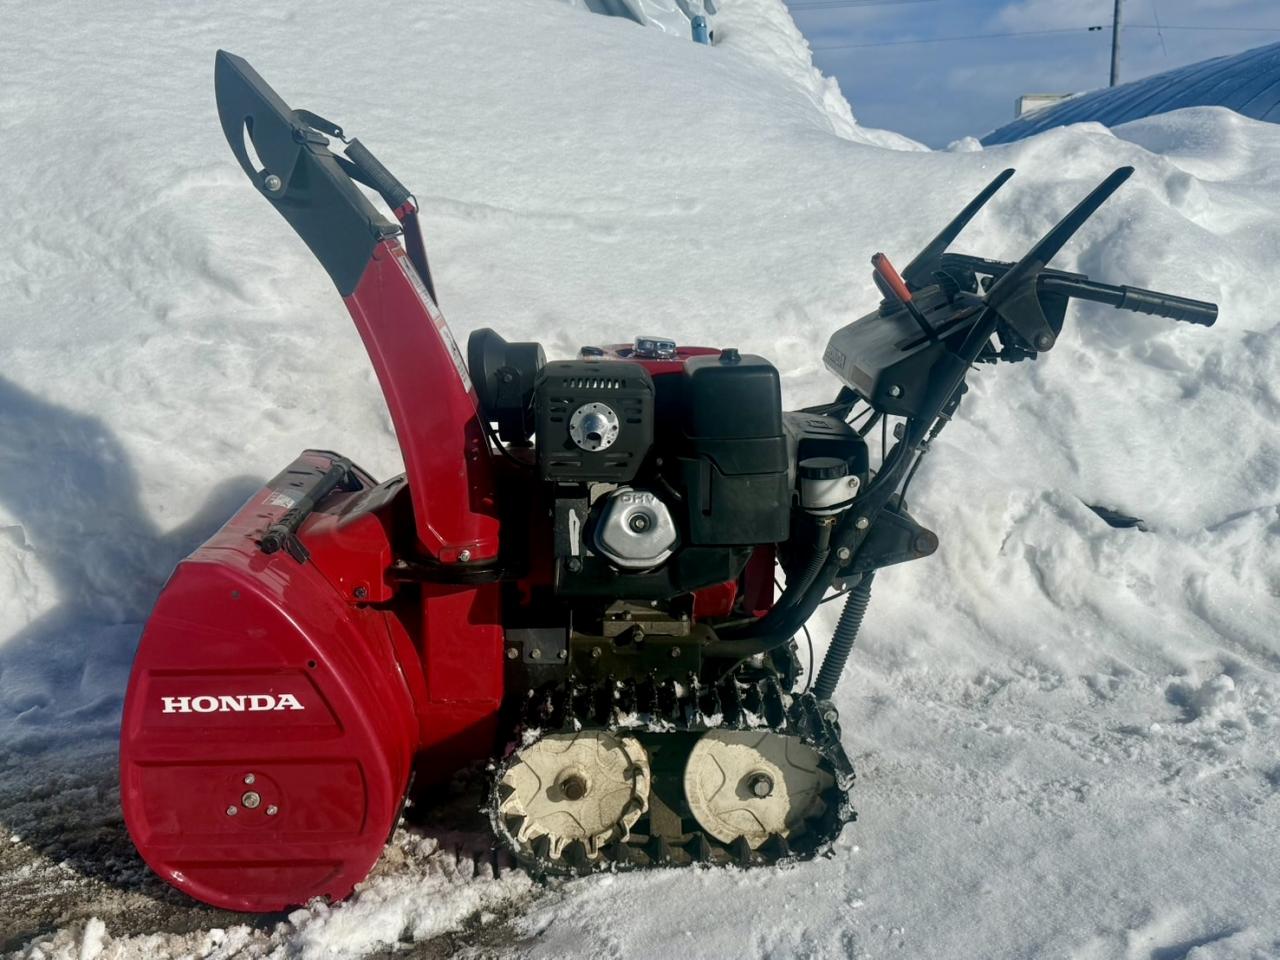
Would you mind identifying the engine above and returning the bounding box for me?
[469,330,871,685]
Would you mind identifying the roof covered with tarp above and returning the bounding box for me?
[982,41,1280,145]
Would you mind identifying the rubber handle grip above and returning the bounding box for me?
[871,252,913,303]
[344,139,412,210]
[1116,286,1218,326]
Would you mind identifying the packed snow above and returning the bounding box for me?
[1,0,1278,957]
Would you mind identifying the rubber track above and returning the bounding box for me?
[487,673,857,875]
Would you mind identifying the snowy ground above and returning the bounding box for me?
[1,0,1279,957]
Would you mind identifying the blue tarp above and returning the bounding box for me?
[982,41,1280,145]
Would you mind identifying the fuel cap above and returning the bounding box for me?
[798,457,848,480]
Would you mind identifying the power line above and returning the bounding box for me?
[809,23,1280,50]
[788,0,940,7]
[1128,23,1280,31]
[811,26,1104,50]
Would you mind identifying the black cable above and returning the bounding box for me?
[857,410,881,438]
[481,418,534,468]
[801,622,815,695]
[849,404,875,425]
[898,446,927,507]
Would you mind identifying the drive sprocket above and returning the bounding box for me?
[683,729,834,847]
[493,730,651,862]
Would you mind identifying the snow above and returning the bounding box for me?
[1,0,1278,957]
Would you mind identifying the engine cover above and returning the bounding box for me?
[536,360,653,482]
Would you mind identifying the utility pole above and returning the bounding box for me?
[1110,0,1123,86]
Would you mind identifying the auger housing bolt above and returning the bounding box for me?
[266,805,279,816]
[242,791,261,809]
[243,773,255,785]
[226,805,238,816]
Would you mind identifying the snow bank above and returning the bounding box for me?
[0,0,1277,955]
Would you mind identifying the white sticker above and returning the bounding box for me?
[267,491,297,509]
[395,251,474,393]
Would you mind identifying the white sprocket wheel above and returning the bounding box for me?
[683,729,834,848]
[496,731,650,860]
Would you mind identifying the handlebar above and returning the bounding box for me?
[939,252,1217,328]
[1039,276,1217,326]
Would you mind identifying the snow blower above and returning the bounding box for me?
[118,51,1219,912]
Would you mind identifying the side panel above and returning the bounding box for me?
[119,464,418,913]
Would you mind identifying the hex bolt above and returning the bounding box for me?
[747,773,775,799]
[670,646,681,658]
[836,546,852,562]
[506,647,519,660]
[567,557,583,572]
[888,384,903,398]
[226,805,238,816]
[1035,333,1054,350]
[823,708,839,723]
[353,585,368,600]
[559,774,588,801]
[854,516,870,530]
[263,174,282,192]
[458,549,472,563]
[242,791,262,809]
[530,648,541,660]
[591,647,603,659]
[557,649,568,660]
[266,805,279,816]
[243,773,255,785]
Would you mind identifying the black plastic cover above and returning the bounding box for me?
[678,352,790,545]
[214,51,398,296]
[536,360,654,482]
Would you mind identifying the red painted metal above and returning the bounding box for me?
[598,343,720,378]
[341,241,499,563]
[120,448,508,911]
[120,452,417,911]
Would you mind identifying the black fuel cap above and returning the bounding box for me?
[798,456,848,480]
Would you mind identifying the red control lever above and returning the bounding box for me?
[871,252,913,304]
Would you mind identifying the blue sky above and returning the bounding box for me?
[786,0,1280,146]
